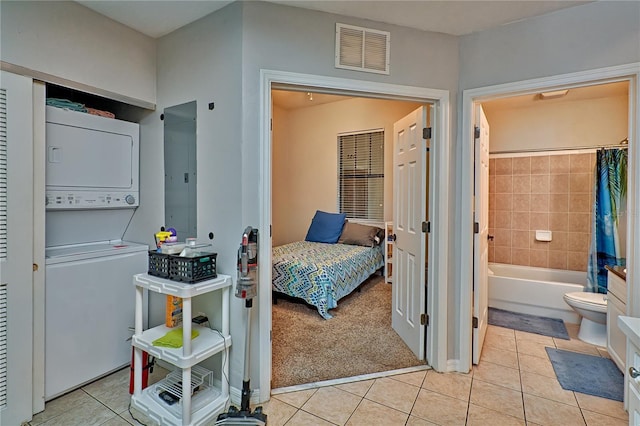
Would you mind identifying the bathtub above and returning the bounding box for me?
[488,263,586,324]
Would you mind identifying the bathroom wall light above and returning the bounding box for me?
[539,89,569,100]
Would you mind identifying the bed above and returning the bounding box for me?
[272,218,385,319]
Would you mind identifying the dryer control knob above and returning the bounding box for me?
[125,195,136,205]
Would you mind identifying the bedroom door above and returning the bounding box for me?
[392,106,427,360]
[472,104,490,364]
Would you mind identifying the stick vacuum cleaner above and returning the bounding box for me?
[216,227,267,425]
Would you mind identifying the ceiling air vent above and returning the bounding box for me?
[335,23,390,75]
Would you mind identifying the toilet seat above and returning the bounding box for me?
[563,292,607,313]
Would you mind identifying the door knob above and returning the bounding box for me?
[488,235,494,241]
[630,367,640,378]
[390,234,397,242]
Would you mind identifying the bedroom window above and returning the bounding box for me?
[338,130,384,221]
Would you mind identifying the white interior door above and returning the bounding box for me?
[392,106,427,360]
[0,71,35,424]
[472,104,490,364]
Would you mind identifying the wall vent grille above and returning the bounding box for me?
[335,23,390,75]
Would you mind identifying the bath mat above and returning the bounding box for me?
[546,347,624,401]
[488,307,569,340]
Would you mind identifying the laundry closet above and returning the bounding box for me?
[43,90,149,400]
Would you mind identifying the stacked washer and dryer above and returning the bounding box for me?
[44,106,148,400]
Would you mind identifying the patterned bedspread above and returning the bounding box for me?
[272,241,384,319]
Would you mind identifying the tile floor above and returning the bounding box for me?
[28,323,628,426]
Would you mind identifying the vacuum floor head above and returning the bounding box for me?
[215,406,267,426]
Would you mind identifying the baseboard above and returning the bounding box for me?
[229,385,265,406]
[445,358,471,374]
[271,365,431,396]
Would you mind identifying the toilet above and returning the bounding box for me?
[563,292,608,347]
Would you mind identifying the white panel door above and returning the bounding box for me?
[472,104,490,365]
[0,71,34,424]
[392,107,427,360]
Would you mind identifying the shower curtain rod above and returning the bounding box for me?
[490,138,629,155]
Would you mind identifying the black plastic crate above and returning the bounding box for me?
[148,250,170,278]
[169,253,217,283]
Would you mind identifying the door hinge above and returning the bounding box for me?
[473,222,479,234]
[472,316,478,328]
[474,126,480,139]
[422,221,430,233]
[423,127,432,140]
[421,313,429,326]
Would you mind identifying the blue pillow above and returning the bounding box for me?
[305,211,347,243]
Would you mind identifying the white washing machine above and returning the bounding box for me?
[45,241,148,400]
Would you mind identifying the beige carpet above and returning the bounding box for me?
[271,274,426,389]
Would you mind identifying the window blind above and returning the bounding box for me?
[338,131,384,221]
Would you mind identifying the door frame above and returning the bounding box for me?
[459,62,640,371]
[259,69,451,401]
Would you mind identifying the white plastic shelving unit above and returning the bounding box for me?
[131,273,232,426]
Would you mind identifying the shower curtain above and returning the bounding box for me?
[587,148,627,293]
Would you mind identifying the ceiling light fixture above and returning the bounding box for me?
[539,89,569,100]
[307,92,313,101]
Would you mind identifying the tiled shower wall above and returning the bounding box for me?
[488,152,596,271]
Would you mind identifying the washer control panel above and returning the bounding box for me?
[46,191,139,209]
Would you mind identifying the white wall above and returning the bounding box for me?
[271,103,290,247]
[272,97,421,246]
[0,1,156,106]
[139,0,247,387]
[483,94,629,152]
[458,2,640,90]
